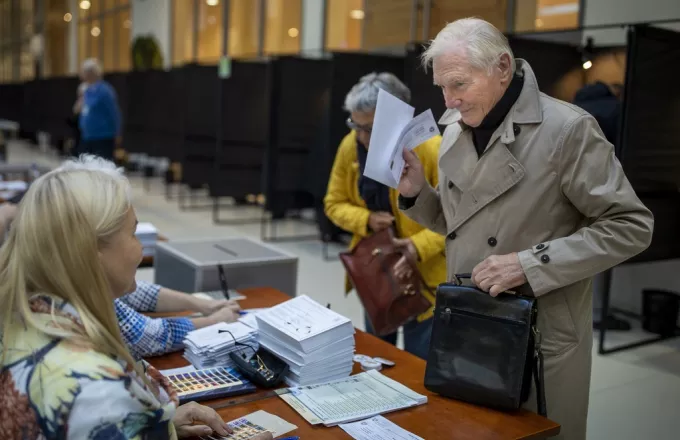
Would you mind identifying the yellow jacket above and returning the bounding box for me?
[323,131,446,321]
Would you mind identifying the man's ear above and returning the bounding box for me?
[498,53,513,83]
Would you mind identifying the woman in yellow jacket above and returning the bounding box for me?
[324,72,446,360]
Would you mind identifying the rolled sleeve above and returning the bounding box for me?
[120,281,161,312]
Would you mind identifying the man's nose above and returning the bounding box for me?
[443,88,462,109]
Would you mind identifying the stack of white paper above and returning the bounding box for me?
[183,321,258,369]
[135,222,158,257]
[255,295,355,387]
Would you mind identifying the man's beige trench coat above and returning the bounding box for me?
[403,60,654,440]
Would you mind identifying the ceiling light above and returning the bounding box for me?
[288,27,299,38]
[123,19,132,29]
[63,13,72,22]
[350,9,365,20]
[91,26,100,37]
[535,18,543,28]
[80,0,91,10]
[582,60,592,70]
[207,0,219,6]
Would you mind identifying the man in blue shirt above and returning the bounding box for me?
[79,58,121,160]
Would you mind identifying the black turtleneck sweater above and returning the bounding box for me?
[471,73,524,158]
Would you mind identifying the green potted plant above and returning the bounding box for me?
[131,35,164,71]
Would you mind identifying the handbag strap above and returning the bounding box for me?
[532,327,547,417]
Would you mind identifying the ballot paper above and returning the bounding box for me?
[256,295,355,386]
[200,410,297,440]
[340,416,424,440]
[183,321,258,369]
[280,370,427,426]
[363,88,440,188]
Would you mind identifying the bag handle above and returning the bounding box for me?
[532,327,547,417]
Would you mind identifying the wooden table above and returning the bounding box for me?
[147,288,561,439]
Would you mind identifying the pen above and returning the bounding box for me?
[278,437,299,440]
[217,265,230,300]
[238,311,248,316]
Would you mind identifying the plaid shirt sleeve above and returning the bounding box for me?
[115,298,195,360]
[119,281,161,312]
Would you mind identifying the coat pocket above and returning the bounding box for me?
[537,292,579,357]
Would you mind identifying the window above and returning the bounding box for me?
[228,0,260,58]
[514,0,580,32]
[197,0,223,62]
[325,0,363,51]
[78,0,132,72]
[44,0,70,77]
[264,0,301,55]
[172,0,195,65]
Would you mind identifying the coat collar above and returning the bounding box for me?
[438,59,543,130]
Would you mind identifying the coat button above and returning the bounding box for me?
[513,124,521,135]
[488,237,497,247]
[541,254,550,263]
[447,231,457,240]
[448,181,454,189]
[536,243,545,250]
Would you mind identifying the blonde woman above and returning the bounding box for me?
[0,155,272,439]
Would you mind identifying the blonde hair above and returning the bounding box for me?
[0,155,138,374]
[422,18,515,75]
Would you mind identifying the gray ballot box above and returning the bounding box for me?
[154,238,298,296]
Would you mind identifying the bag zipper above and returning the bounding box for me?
[441,306,526,326]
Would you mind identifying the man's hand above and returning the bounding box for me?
[173,401,232,438]
[368,212,394,232]
[471,253,527,297]
[398,149,427,198]
[194,298,240,316]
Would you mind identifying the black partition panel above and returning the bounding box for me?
[404,44,446,121]
[181,65,219,189]
[619,25,680,193]
[507,35,583,99]
[0,84,24,122]
[210,60,271,198]
[264,56,332,217]
[43,76,79,143]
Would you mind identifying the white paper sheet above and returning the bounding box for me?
[340,416,424,440]
[256,295,351,342]
[282,370,427,426]
[364,89,440,188]
[364,89,414,188]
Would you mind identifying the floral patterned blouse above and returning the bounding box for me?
[0,296,180,440]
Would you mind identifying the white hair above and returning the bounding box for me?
[422,18,515,75]
[50,154,131,200]
[344,72,411,113]
[81,58,102,77]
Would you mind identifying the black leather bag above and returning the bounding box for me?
[424,274,547,417]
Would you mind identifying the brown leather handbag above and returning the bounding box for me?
[339,228,433,336]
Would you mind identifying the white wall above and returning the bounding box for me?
[584,0,680,46]
[131,0,172,69]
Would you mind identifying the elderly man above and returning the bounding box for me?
[79,58,121,160]
[398,18,653,440]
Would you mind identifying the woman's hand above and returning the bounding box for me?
[368,212,394,232]
[173,401,232,438]
[205,306,239,325]
[194,298,240,316]
[398,149,427,198]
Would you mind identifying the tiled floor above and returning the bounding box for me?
[6,140,679,439]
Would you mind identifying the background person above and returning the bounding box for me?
[324,72,446,360]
